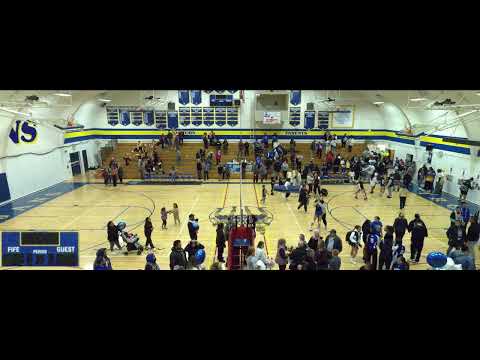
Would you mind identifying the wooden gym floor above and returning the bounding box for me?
[0,171,466,270]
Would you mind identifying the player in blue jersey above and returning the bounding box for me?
[370,216,383,237]
[364,232,380,270]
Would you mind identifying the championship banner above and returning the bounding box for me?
[191,90,202,105]
[143,111,154,126]
[263,112,281,125]
[204,107,216,126]
[290,90,301,106]
[304,111,315,129]
[178,90,190,105]
[226,108,238,127]
[120,110,130,126]
[167,111,179,129]
[289,107,301,127]
[131,112,143,126]
[106,108,119,126]
[179,107,191,126]
[318,111,329,129]
[154,111,167,129]
[191,107,202,126]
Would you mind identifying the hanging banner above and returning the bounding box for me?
[226,108,238,127]
[120,110,130,126]
[167,111,179,129]
[191,107,203,126]
[204,107,215,126]
[131,112,143,126]
[154,111,167,129]
[191,90,202,105]
[289,107,301,127]
[318,111,329,129]
[304,111,315,129]
[290,90,301,106]
[143,111,154,126]
[179,107,191,126]
[178,90,190,105]
[106,108,119,126]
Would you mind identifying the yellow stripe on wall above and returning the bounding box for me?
[63,129,469,150]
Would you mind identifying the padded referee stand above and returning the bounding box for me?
[227,225,255,270]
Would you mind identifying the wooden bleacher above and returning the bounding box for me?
[100,141,367,180]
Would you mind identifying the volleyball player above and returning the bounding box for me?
[355,180,368,200]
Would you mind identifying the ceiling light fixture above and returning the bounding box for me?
[53,92,72,97]
[410,97,427,102]
[373,101,385,105]
[97,98,112,102]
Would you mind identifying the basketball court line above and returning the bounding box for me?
[285,197,304,234]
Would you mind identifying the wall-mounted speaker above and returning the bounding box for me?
[306,102,314,111]
[167,102,176,111]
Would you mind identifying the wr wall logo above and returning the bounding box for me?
[9,120,38,144]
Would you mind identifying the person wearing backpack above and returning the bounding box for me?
[408,213,428,264]
[346,225,362,264]
[378,225,394,270]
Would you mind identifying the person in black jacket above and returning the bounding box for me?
[361,219,371,263]
[107,221,122,252]
[187,214,199,240]
[169,240,187,270]
[297,185,309,212]
[378,225,394,270]
[407,214,428,264]
[184,239,205,268]
[144,217,154,250]
[289,237,308,270]
[393,212,408,244]
[308,230,322,252]
[467,216,480,263]
[216,223,226,262]
[446,219,467,255]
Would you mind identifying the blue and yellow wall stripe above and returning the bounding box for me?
[64,128,471,155]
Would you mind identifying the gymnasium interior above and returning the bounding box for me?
[0,90,479,270]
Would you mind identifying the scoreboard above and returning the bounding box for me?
[2,231,79,267]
